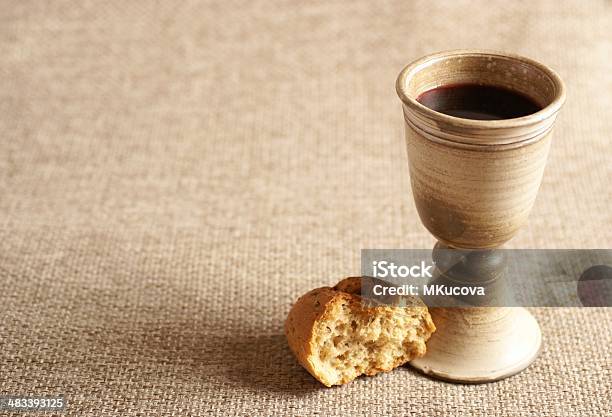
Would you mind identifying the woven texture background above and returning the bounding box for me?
[1,1,611,415]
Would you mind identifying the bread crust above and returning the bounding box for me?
[285,278,436,387]
[333,276,362,294]
[284,287,342,386]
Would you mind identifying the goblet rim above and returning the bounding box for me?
[396,49,566,141]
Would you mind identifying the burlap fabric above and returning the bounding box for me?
[1,1,610,416]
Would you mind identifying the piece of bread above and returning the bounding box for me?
[285,277,436,387]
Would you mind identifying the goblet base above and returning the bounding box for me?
[410,307,541,383]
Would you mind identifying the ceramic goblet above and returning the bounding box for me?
[396,50,565,382]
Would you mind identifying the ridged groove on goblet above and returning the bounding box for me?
[403,106,557,149]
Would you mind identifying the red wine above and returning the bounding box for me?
[417,83,542,120]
